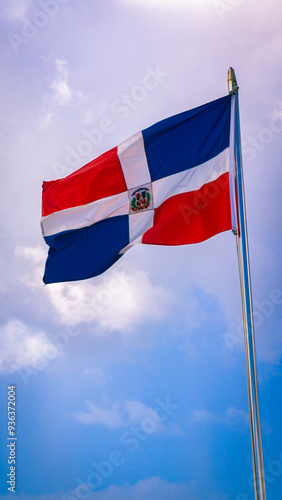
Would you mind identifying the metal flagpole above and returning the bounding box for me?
[227,67,266,500]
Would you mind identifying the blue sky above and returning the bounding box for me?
[0,0,282,499]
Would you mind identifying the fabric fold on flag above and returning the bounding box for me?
[41,94,232,284]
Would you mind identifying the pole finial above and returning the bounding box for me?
[228,67,239,94]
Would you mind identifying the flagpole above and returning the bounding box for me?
[228,68,266,500]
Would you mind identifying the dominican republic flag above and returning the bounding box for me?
[41,94,235,284]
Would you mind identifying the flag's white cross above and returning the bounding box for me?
[41,131,229,254]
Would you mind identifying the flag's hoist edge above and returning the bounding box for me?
[41,95,232,283]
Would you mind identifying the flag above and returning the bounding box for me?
[41,94,233,284]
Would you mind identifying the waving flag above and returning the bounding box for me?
[41,94,233,284]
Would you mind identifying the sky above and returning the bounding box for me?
[0,0,282,499]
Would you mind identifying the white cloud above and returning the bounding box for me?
[74,400,126,427]
[83,100,109,124]
[121,0,208,8]
[18,132,36,144]
[73,399,161,429]
[47,267,173,333]
[0,320,57,374]
[0,477,228,500]
[190,408,214,423]
[225,407,249,425]
[15,245,46,287]
[15,244,46,264]
[39,112,54,131]
[39,58,84,129]
[191,406,249,427]
[1,0,29,21]
[49,58,72,106]
[12,247,173,343]
[83,366,112,385]
[79,477,205,500]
